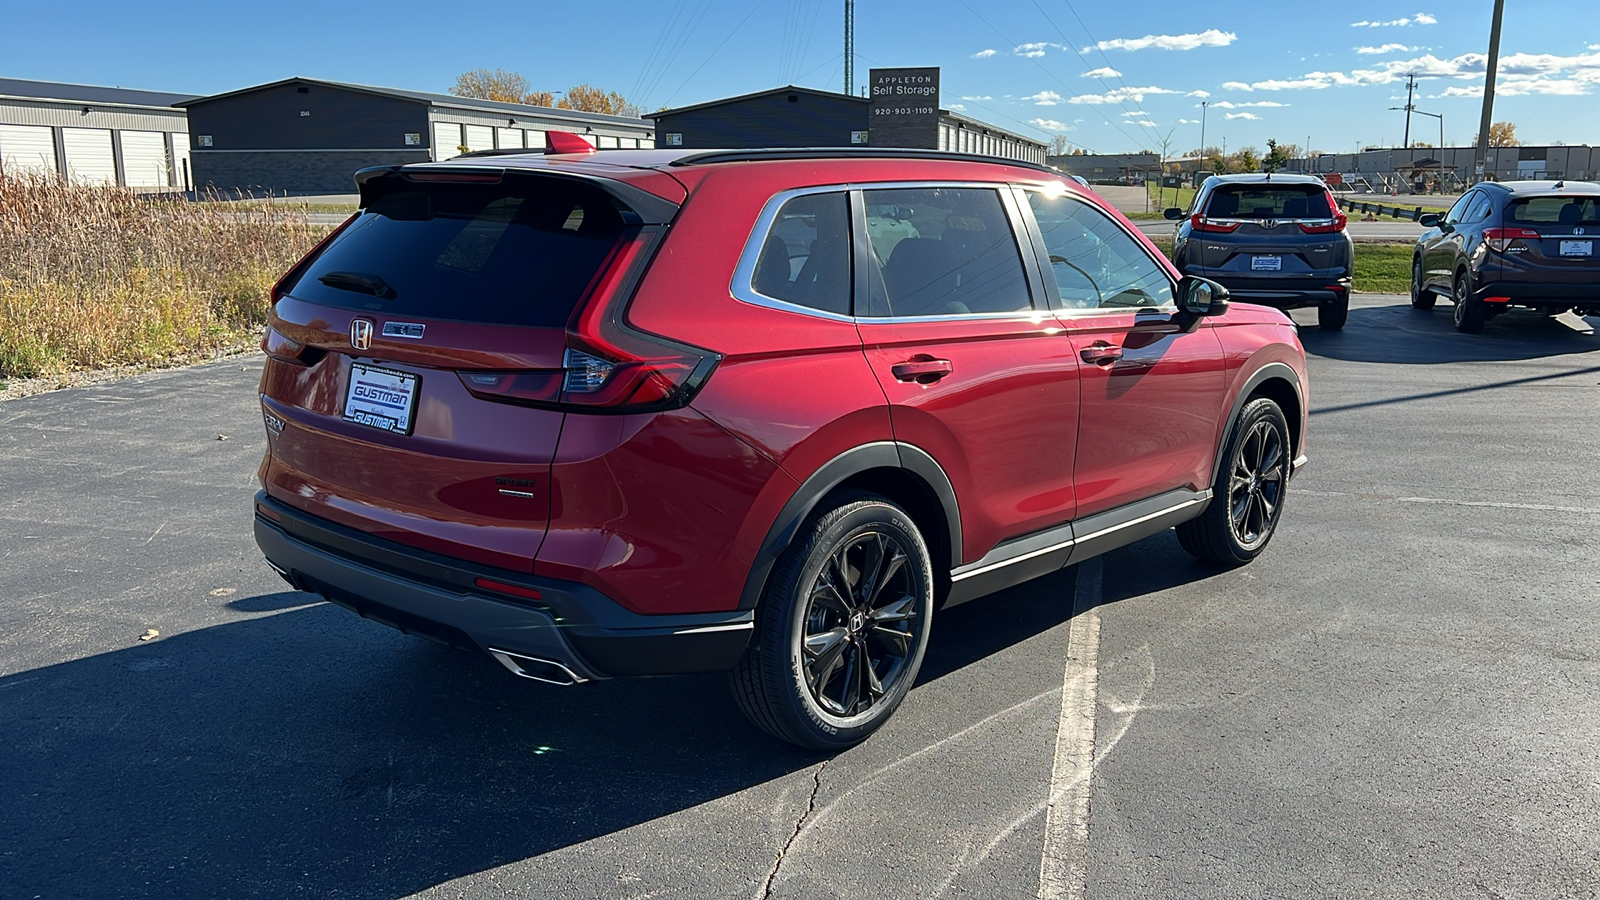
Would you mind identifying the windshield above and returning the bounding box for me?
[1204,185,1332,219]
[283,178,628,327]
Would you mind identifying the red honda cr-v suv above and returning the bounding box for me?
[254,142,1309,749]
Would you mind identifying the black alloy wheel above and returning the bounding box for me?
[1176,397,1291,566]
[1453,271,1486,334]
[1225,418,1286,550]
[798,531,919,718]
[1411,258,1437,309]
[731,491,933,749]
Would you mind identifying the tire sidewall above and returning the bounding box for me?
[775,500,934,747]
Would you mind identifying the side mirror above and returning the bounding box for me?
[1163,207,1185,221]
[1418,213,1440,227]
[1177,276,1230,318]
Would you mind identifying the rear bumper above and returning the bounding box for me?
[253,492,753,680]
[1208,276,1350,309]
[1473,281,1600,307]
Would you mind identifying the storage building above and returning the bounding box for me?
[651,85,1048,165]
[178,77,657,195]
[0,78,194,189]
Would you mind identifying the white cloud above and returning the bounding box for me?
[1082,67,1122,78]
[1014,42,1063,58]
[1092,29,1236,52]
[1024,90,1064,106]
[1133,120,1159,127]
[1187,90,1211,97]
[1029,118,1073,131]
[1225,112,1261,120]
[1226,48,1600,96]
[947,104,966,110]
[1351,12,1437,27]
[1356,43,1419,54]
[1067,85,1177,104]
[960,95,993,101]
[971,49,998,59]
[1208,100,1289,108]
[1178,118,1199,124]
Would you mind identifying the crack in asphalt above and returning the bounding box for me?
[758,759,828,900]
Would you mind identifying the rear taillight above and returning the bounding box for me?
[270,212,360,304]
[1190,213,1240,233]
[457,231,721,413]
[261,326,326,367]
[1299,196,1347,234]
[1484,227,1542,253]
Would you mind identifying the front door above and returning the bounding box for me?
[853,185,1083,566]
[1017,185,1227,519]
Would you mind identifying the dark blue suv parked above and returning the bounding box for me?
[1166,174,1352,330]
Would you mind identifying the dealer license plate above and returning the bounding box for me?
[343,363,419,435]
[1251,255,1282,271]
[1559,240,1593,257]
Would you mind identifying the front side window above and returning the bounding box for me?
[859,187,1032,317]
[1026,189,1174,311]
[1443,191,1477,226]
[747,191,852,316]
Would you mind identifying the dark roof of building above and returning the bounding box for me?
[0,77,195,108]
[651,85,866,118]
[178,77,650,128]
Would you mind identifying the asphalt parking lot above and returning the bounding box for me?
[3,294,1598,899]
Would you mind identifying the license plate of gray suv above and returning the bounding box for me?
[1560,239,1593,256]
[1252,255,1282,270]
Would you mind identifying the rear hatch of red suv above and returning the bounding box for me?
[258,163,685,571]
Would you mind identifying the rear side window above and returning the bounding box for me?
[748,191,852,316]
[285,178,627,327]
[1506,196,1600,227]
[1204,185,1332,219]
[859,187,1032,317]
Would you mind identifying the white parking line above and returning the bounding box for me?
[1038,557,1103,900]
[1296,488,1600,515]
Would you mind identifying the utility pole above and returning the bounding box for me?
[844,0,855,96]
[1475,0,1506,183]
[1401,72,1418,148]
[1199,101,1208,159]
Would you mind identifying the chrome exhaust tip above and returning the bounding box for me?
[488,648,588,686]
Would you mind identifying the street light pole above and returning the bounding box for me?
[1199,101,1208,159]
[1475,0,1506,182]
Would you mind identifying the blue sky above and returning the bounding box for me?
[3,0,1596,154]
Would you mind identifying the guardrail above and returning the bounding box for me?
[1335,197,1434,222]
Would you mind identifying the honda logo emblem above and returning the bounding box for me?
[1578,227,1586,235]
[350,318,373,351]
[1264,219,1278,229]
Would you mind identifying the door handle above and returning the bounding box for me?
[891,358,954,383]
[1079,342,1124,365]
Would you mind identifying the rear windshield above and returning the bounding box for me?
[285,178,627,327]
[1204,185,1332,219]
[1506,196,1600,227]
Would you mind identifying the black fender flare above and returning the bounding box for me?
[737,442,962,610]
[1210,361,1304,485]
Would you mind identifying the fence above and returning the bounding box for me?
[1335,197,1433,222]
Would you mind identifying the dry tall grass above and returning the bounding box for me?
[0,174,329,379]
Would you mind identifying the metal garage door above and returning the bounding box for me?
[0,124,58,176]
[171,134,192,191]
[62,127,117,184]
[495,127,523,149]
[120,131,169,188]
[433,122,462,161]
[524,130,546,150]
[463,125,494,153]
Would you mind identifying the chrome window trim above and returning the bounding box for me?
[1017,184,1181,317]
[731,180,1047,324]
[730,184,858,323]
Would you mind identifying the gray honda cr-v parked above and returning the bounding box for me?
[1166,173,1352,330]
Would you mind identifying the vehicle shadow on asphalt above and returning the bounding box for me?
[1297,303,1600,365]
[0,547,1207,899]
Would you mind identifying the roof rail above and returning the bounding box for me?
[667,147,1055,174]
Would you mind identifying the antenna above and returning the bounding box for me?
[844,0,855,96]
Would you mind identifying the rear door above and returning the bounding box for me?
[1497,194,1600,285]
[1017,185,1226,518]
[260,169,675,571]
[1189,183,1346,279]
[853,184,1083,564]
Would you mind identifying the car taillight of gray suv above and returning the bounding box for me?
[1167,173,1352,331]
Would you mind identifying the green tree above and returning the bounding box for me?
[1263,139,1293,173]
